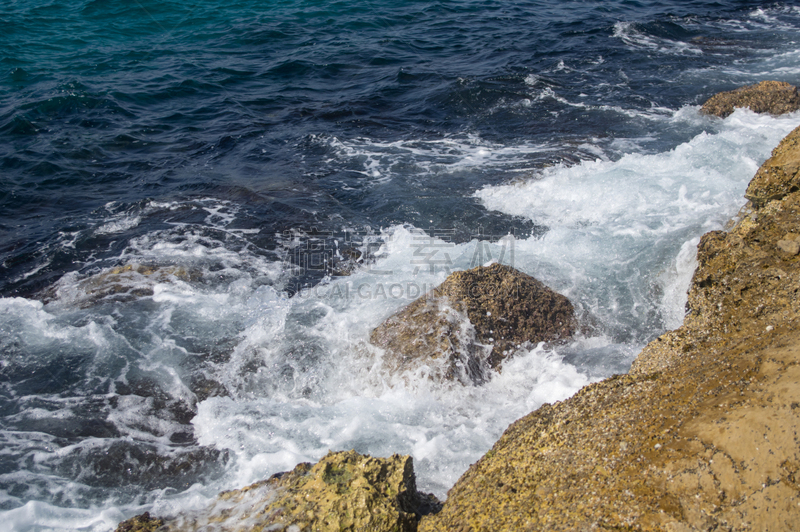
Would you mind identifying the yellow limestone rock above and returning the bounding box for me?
[118,450,440,532]
[700,80,800,118]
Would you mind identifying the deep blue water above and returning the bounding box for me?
[2,1,800,530]
[4,0,799,296]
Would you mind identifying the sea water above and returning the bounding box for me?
[2,1,800,530]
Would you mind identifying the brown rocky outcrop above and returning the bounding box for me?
[418,125,800,531]
[114,93,800,532]
[117,451,440,532]
[700,80,800,118]
[370,263,577,384]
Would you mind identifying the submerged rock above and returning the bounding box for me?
[419,125,800,531]
[43,263,200,308]
[331,247,364,276]
[370,263,576,384]
[700,80,800,118]
[120,450,440,532]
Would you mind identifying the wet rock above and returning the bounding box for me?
[189,374,229,402]
[419,119,800,531]
[44,263,201,307]
[371,293,489,384]
[700,80,800,118]
[115,512,163,532]
[57,439,227,490]
[331,247,363,276]
[745,123,800,207]
[141,450,440,532]
[370,263,576,384]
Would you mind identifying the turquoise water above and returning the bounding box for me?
[2,1,800,530]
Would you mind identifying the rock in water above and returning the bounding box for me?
[124,450,440,532]
[370,263,576,384]
[700,80,800,118]
[42,263,200,308]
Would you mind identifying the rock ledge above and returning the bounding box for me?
[700,80,800,118]
[118,451,440,532]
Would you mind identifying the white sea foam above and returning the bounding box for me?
[318,134,559,181]
[3,501,124,532]
[612,21,702,55]
[713,48,800,78]
[94,215,141,236]
[193,336,592,497]
[659,236,700,330]
[477,108,800,337]
[746,6,800,31]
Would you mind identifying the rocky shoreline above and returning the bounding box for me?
[117,82,800,531]
[421,88,800,531]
